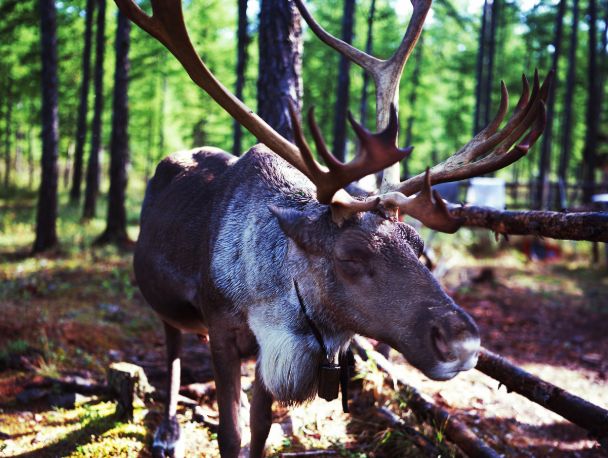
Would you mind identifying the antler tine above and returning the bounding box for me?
[114,0,311,177]
[287,101,326,181]
[307,108,342,170]
[388,0,433,70]
[515,73,531,112]
[346,105,414,171]
[482,70,551,158]
[477,81,509,139]
[294,0,431,78]
[514,101,547,154]
[396,71,553,196]
[379,169,463,233]
[459,74,534,164]
[292,0,382,74]
[295,104,412,204]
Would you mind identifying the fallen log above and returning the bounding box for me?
[476,348,608,442]
[376,406,440,456]
[26,375,111,396]
[449,207,608,242]
[280,451,337,457]
[353,336,500,458]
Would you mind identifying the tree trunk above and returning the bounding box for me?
[402,35,424,179]
[473,0,489,135]
[32,0,59,253]
[257,0,302,142]
[482,0,500,127]
[158,75,166,157]
[359,0,376,129]
[558,0,578,208]
[70,0,95,204]
[83,0,106,219]
[95,11,131,247]
[27,106,35,189]
[232,0,249,156]
[3,76,12,193]
[582,0,599,204]
[537,0,566,210]
[332,0,356,162]
[144,103,154,183]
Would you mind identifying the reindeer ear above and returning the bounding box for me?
[269,205,327,254]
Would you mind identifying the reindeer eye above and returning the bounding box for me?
[337,258,367,278]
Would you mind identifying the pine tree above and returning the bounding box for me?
[32,0,59,253]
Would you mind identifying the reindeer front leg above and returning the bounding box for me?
[209,325,243,458]
[249,367,273,458]
[153,322,183,458]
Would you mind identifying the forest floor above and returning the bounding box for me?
[0,193,607,457]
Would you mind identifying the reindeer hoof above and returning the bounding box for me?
[152,416,183,458]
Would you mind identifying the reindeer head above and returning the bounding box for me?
[273,202,479,380]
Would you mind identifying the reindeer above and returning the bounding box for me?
[115,0,550,456]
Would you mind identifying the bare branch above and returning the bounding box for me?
[449,206,608,242]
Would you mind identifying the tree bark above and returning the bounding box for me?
[3,76,12,192]
[581,0,599,204]
[33,0,59,253]
[95,11,131,247]
[332,0,356,162]
[558,0,578,207]
[70,0,95,204]
[482,0,500,127]
[27,106,35,189]
[359,0,376,129]
[257,0,302,142]
[477,349,608,442]
[232,0,249,156]
[158,75,166,156]
[402,35,424,179]
[473,0,489,135]
[537,0,566,210]
[449,205,608,242]
[83,0,106,219]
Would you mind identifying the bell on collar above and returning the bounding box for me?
[318,363,340,401]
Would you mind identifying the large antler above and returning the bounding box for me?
[369,72,552,232]
[294,0,552,232]
[114,0,409,205]
[288,102,412,204]
[294,0,432,188]
[395,71,553,197]
[319,72,552,232]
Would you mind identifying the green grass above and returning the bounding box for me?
[0,177,145,254]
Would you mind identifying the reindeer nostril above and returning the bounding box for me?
[431,325,452,362]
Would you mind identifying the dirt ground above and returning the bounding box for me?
[0,244,607,457]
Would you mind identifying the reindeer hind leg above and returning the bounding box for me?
[153,321,184,458]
